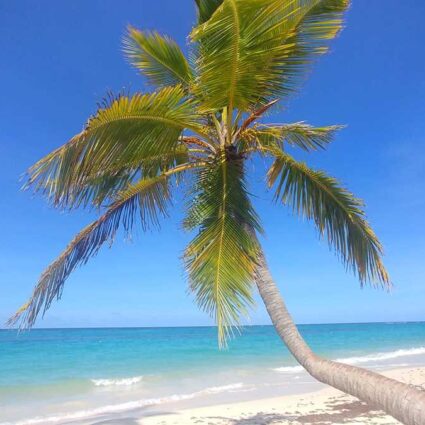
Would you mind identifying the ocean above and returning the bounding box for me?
[1,323,425,424]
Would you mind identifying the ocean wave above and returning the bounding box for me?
[4,383,245,425]
[201,383,244,394]
[273,365,304,373]
[273,347,425,373]
[91,376,143,387]
[335,347,425,364]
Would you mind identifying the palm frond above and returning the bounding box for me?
[195,0,224,24]
[26,86,203,209]
[191,0,349,112]
[69,168,138,209]
[267,151,389,286]
[240,123,343,152]
[191,0,266,112]
[8,163,199,329]
[124,28,193,88]
[71,145,191,209]
[266,0,350,101]
[184,153,262,346]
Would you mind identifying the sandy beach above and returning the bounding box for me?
[138,367,425,425]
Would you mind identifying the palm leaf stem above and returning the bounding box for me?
[180,136,216,153]
[234,99,279,142]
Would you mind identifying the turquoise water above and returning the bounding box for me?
[1,323,425,424]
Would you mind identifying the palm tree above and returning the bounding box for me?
[8,0,425,423]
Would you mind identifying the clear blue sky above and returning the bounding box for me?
[1,1,424,328]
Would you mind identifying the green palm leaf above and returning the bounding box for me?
[191,0,349,112]
[191,0,268,112]
[267,151,389,286]
[270,0,350,100]
[73,146,191,209]
[184,153,262,346]
[26,86,203,209]
[240,123,343,152]
[269,0,350,96]
[124,28,193,88]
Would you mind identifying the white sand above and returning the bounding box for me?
[137,367,425,425]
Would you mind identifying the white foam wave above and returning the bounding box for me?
[273,347,425,373]
[201,383,244,394]
[273,365,304,373]
[4,383,245,425]
[91,376,143,387]
[335,347,425,365]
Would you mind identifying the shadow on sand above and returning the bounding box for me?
[63,399,384,425]
[89,419,139,425]
[63,410,175,425]
[206,399,383,424]
[209,412,296,424]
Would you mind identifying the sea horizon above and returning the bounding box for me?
[3,319,425,331]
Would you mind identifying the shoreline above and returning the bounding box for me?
[136,367,425,425]
[3,365,424,424]
[3,327,425,425]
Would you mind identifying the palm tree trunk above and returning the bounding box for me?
[255,252,425,425]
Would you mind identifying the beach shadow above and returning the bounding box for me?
[208,412,297,424]
[62,399,388,425]
[296,399,385,424]
[88,412,177,425]
[63,410,176,425]
[89,419,139,425]
[207,399,386,424]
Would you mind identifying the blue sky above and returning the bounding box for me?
[0,1,424,328]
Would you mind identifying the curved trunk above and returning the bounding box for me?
[255,253,425,425]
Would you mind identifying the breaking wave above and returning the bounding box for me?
[4,383,245,425]
[91,376,143,387]
[273,346,425,373]
[335,347,425,364]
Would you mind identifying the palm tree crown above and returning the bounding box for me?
[9,0,389,346]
